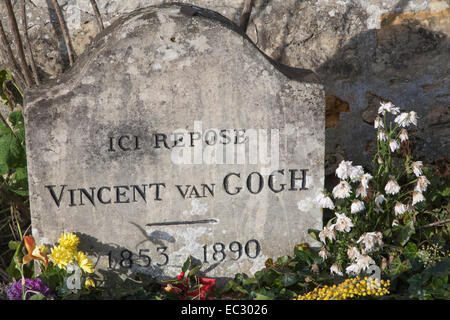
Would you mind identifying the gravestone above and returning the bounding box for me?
[24,3,325,279]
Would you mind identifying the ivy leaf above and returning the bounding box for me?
[403,242,418,260]
[0,131,26,170]
[242,277,258,287]
[281,273,297,287]
[393,221,415,246]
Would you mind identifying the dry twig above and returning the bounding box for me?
[51,0,75,66]
[20,0,40,86]
[0,19,25,91]
[4,0,33,87]
[89,0,104,32]
[419,218,450,229]
[239,0,254,33]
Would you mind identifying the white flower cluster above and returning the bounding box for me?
[376,102,418,153]
[314,102,429,277]
[380,161,429,219]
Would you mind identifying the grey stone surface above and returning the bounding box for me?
[2,1,448,172]
[246,0,450,171]
[24,3,324,279]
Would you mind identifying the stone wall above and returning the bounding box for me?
[1,0,448,173]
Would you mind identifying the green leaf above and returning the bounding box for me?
[276,256,289,265]
[254,293,274,300]
[242,277,258,287]
[8,240,20,250]
[281,273,297,287]
[403,242,418,260]
[253,288,276,300]
[308,229,320,242]
[222,280,234,292]
[181,256,191,273]
[8,110,24,127]
[394,221,415,246]
[187,265,202,277]
[0,132,26,170]
[425,257,450,278]
[28,293,46,300]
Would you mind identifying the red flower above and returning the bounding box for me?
[186,277,216,300]
[162,276,216,300]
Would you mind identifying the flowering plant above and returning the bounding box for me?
[161,256,216,300]
[294,276,390,300]
[7,232,97,299]
[310,102,431,278]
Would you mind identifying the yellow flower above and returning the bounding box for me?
[294,277,390,300]
[76,251,94,273]
[36,245,49,255]
[58,233,80,250]
[48,245,74,270]
[85,277,95,289]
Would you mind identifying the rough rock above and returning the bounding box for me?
[1,0,448,173]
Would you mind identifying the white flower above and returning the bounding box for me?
[377,129,387,141]
[378,101,400,115]
[394,202,407,216]
[360,173,373,189]
[346,263,361,276]
[356,184,368,198]
[330,264,343,276]
[408,111,418,126]
[374,116,384,129]
[392,219,399,227]
[412,191,426,206]
[347,246,361,261]
[399,129,408,142]
[319,247,330,261]
[315,192,335,210]
[334,213,354,233]
[389,139,400,152]
[351,200,365,213]
[394,112,410,127]
[415,175,430,192]
[332,180,352,199]
[319,225,336,244]
[377,156,383,164]
[335,160,354,180]
[356,255,376,272]
[349,165,365,181]
[385,179,400,195]
[375,193,387,206]
[358,232,383,252]
[411,161,423,177]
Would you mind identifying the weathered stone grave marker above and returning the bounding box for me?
[24,3,325,279]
